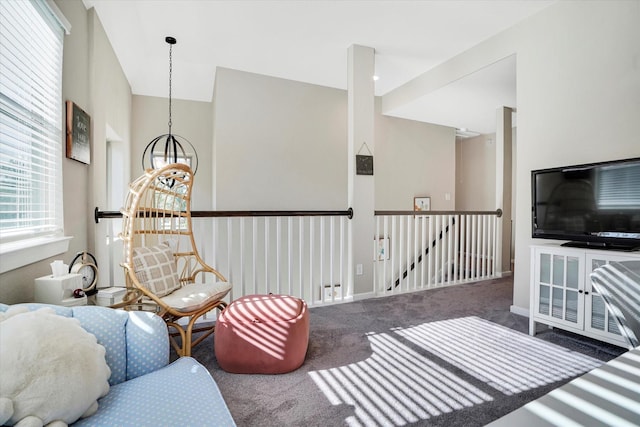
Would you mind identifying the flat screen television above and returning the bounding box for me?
[531,157,640,251]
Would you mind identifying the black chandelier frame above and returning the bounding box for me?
[142,36,198,175]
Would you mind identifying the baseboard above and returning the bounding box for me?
[351,291,376,301]
[510,305,529,318]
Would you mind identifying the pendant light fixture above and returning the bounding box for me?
[142,36,198,175]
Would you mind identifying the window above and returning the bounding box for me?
[0,0,70,272]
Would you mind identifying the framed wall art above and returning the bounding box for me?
[356,142,373,175]
[414,196,431,212]
[376,237,390,261]
[66,100,91,164]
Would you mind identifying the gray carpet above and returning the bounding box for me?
[182,277,625,426]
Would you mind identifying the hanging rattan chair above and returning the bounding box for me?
[118,163,231,357]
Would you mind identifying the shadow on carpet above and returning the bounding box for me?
[183,278,625,427]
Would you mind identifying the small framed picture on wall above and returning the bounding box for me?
[66,101,91,164]
[414,196,431,212]
[376,237,390,261]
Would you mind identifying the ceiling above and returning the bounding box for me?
[83,0,555,135]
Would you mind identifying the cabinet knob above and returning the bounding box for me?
[579,290,583,294]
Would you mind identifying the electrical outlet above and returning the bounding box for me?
[356,264,363,275]
[323,284,342,300]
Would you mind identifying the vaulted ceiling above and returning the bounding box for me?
[84,0,555,135]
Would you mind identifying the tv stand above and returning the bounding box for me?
[529,244,640,347]
[561,241,639,252]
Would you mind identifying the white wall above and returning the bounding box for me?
[212,68,457,214]
[375,100,456,211]
[87,8,132,288]
[512,1,640,310]
[456,128,517,270]
[212,68,348,211]
[456,134,496,211]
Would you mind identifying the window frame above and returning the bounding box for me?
[0,0,71,273]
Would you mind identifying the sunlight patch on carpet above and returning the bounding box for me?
[395,316,603,396]
[309,332,493,426]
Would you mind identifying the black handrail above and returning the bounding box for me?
[94,207,353,223]
[375,208,502,217]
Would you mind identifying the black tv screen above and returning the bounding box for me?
[531,157,640,251]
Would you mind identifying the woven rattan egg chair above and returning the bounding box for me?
[118,163,231,357]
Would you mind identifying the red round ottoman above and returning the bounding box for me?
[214,294,309,374]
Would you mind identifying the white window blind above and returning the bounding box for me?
[0,0,65,243]
[596,162,640,210]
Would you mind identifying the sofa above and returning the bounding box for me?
[0,303,236,426]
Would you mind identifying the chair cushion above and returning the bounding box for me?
[161,282,232,312]
[72,306,129,385]
[132,242,181,297]
[123,311,170,381]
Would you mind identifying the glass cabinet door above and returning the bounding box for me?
[537,253,551,316]
[535,249,583,328]
[585,257,622,338]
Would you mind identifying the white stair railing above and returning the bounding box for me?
[95,207,501,305]
[95,208,352,307]
[199,209,353,306]
[374,210,502,295]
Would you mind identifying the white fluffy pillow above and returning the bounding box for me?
[0,307,111,426]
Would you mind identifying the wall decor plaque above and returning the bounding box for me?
[356,142,373,175]
[66,101,91,164]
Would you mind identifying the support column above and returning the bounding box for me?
[495,106,513,276]
[347,45,375,297]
